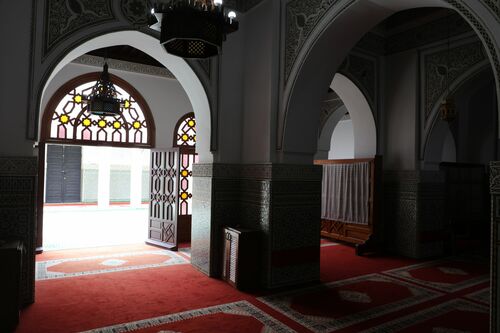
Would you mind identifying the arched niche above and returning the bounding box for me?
[316,74,377,159]
[423,121,457,169]
[423,66,497,168]
[330,73,377,158]
[39,30,212,162]
[316,105,348,159]
[279,0,500,164]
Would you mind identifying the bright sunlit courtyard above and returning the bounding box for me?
[42,204,149,251]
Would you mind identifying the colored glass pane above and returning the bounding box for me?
[181,170,189,177]
[73,94,83,104]
[98,120,107,128]
[180,192,188,200]
[133,121,141,129]
[82,118,91,127]
[113,121,121,129]
[124,100,131,109]
[60,115,69,124]
[175,114,196,147]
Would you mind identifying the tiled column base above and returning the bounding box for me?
[191,163,322,288]
[0,157,37,306]
[490,162,500,333]
[384,171,446,259]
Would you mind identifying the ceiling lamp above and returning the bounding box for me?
[85,62,123,117]
[149,0,239,59]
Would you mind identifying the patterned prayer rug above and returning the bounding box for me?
[36,249,188,280]
[78,301,295,333]
[383,258,489,292]
[361,299,489,333]
[257,273,442,333]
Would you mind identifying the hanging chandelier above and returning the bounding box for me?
[148,0,239,58]
[84,62,124,117]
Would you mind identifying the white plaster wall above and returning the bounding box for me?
[441,130,457,162]
[40,62,193,149]
[241,0,279,163]
[328,119,355,159]
[384,50,418,170]
[315,105,348,159]
[215,12,246,163]
[330,74,377,158]
[0,1,35,156]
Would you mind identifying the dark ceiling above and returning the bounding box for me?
[87,45,164,68]
[377,7,453,35]
[226,0,264,12]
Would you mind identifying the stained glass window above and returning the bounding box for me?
[48,81,150,145]
[174,113,197,216]
[175,114,196,147]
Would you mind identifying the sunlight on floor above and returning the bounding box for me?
[43,204,149,251]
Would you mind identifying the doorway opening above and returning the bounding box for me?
[38,72,155,252]
[43,145,150,250]
[302,8,493,330]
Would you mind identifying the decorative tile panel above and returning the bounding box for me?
[490,161,500,333]
[0,157,37,306]
[191,163,322,288]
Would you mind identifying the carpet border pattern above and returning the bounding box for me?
[78,300,296,333]
[36,249,188,280]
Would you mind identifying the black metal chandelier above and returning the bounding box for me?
[148,0,239,58]
[85,63,124,117]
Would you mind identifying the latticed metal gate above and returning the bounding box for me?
[147,148,179,250]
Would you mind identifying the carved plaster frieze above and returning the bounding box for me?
[44,0,114,55]
[72,54,176,79]
[424,41,486,121]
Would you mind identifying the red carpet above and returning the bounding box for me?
[18,239,490,333]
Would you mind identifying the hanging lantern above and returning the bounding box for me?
[85,63,123,116]
[439,97,456,122]
[149,0,239,58]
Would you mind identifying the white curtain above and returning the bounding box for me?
[321,162,370,225]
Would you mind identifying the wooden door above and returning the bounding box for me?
[177,152,198,243]
[147,148,179,250]
[45,145,82,203]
